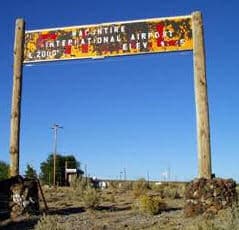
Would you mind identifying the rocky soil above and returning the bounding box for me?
[0,182,238,230]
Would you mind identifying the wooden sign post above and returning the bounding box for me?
[9,12,212,180]
[192,11,212,179]
[9,19,25,176]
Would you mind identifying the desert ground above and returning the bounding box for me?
[0,180,238,230]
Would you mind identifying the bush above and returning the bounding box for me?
[152,183,182,199]
[163,186,181,199]
[133,178,150,197]
[71,177,89,196]
[82,187,100,209]
[134,194,166,215]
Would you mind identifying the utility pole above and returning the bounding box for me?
[52,124,63,186]
[147,171,150,186]
[84,164,88,184]
[123,168,127,181]
[167,165,171,181]
[120,171,123,180]
[65,160,68,186]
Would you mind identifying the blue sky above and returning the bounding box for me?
[1,1,239,181]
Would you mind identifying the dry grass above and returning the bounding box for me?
[132,178,150,198]
[151,182,185,199]
[183,205,239,230]
[34,214,72,230]
[82,187,100,210]
[1,181,238,230]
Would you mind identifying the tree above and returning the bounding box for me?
[0,161,9,180]
[39,154,80,186]
[24,164,38,179]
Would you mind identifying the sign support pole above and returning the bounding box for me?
[9,18,25,177]
[192,11,212,179]
[8,14,212,180]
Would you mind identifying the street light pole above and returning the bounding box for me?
[52,124,63,186]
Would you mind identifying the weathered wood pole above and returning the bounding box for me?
[192,11,212,179]
[9,19,25,177]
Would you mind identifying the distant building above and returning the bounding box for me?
[65,168,84,186]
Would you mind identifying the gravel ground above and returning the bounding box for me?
[0,185,238,230]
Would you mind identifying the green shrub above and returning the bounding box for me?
[82,187,100,209]
[132,178,150,197]
[134,194,166,215]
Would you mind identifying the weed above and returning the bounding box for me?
[82,187,100,209]
[132,178,150,198]
[152,183,183,199]
[134,194,167,215]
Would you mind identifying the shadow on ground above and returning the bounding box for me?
[0,207,85,229]
[0,216,39,230]
[164,207,182,212]
[96,205,132,212]
[48,206,85,215]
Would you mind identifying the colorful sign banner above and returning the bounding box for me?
[24,15,193,63]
